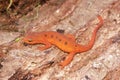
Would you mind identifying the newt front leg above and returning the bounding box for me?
[38,41,52,51]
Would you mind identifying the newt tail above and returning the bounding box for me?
[76,15,103,52]
[23,15,103,68]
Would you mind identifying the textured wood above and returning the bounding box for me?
[0,0,120,80]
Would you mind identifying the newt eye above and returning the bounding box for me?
[28,39,33,42]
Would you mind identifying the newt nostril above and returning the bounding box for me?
[23,42,28,46]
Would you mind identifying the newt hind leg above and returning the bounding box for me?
[59,52,75,68]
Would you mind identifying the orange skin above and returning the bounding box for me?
[23,15,103,68]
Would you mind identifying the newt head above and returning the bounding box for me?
[23,32,41,45]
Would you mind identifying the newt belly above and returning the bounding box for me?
[23,15,103,68]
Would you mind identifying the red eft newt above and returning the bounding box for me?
[23,15,103,68]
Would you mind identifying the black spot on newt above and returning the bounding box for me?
[59,39,61,41]
[56,36,58,39]
[75,45,77,47]
[44,34,47,37]
[64,42,67,45]
[51,35,53,38]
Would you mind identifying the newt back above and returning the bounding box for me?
[23,31,78,52]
